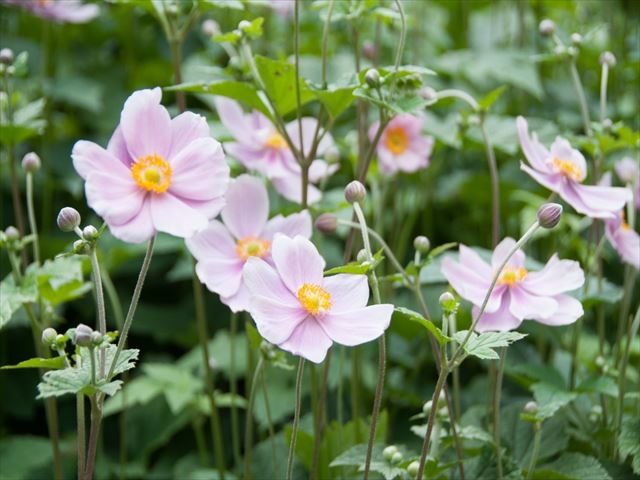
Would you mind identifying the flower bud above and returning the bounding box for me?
[391,451,403,464]
[413,235,430,253]
[82,225,98,241]
[41,327,58,345]
[238,20,252,32]
[201,19,220,38]
[570,33,583,45]
[344,180,366,204]
[567,46,578,58]
[615,157,639,184]
[362,40,376,60]
[315,213,337,235]
[420,86,437,101]
[364,68,380,88]
[439,292,457,314]
[382,445,398,461]
[0,48,13,65]
[602,118,613,130]
[407,461,420,476]
[539,19,555,37]
[324,146,340,164]
[356,249,369,264]
[57,207,81,232]
[422,400,433,416]
[554,45,566,56]
[537,203,562,229]
[21,152,41,173]
[75,324,93,347]
[4,226,20,241]
[600,51,616,68]
[90,331,103,345]
[595,355,606,368]
[524,401,538,413]
[73,240,91,255]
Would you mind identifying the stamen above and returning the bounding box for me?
[552,157,585,182]
[236,237,270,260]
[131,154,172,193]
[497,266,528,287]
[384,126,409,155]
[264,131,288,150]
[297,283,332,316]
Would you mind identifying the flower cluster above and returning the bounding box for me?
[3,0,99,23]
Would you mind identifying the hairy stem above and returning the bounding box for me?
[287,357,305,480]
[77,393,86,480]
[243,356,265,480]
[229,313,241,468]
[479,114,500,247]
[600,63,609,123]
[392,0,406,71]
[83,396,102,480]
[89,249,107,378]
[526,422,542,479]
[569,59,592,136]
[494,347,507,480]
[26,172,40,265]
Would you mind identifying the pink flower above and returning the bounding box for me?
[269,0,294,17]
[615,156,640,210]
[3,0,99,23]
[517,116,631,219]
[368,114,434,175]
[72,88,229,243]
[441,238,585,332]
[186,175,311,312]
[214,98,337,204]
[243,235,393,363]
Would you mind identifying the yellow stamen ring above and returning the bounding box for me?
[236,237,270,261]
[297,283,332,316]
[131,154,172,193]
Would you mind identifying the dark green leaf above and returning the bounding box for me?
[254,55,315,116]
[1,356,65,370]
[453,330,527,360]
[392,307,450,346]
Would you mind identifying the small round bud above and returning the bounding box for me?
[420,86,437,101]
[356,249,369,264]
[57,207,81,232]
[600,51,616,68]
[344,180,366,204]
[422,400,433,416]
[554,45,566,56]
[413,235,430,253]
[238,20,252,32]
[382,445,398,461]
[315,213,338,235]
[407,461,420,476]
[55,334,65,344]
[537,203,563,229]
[4,226,20,241]
[614,157,639,184]
[201,19,220,37]
[567,46,578,58]
[602,118,613,130]
[595,355,606,368]
[391,451,403,464]
[362,40,376,60]
[41,327,58,345]
[75,324,93,347]
[73,240,91,255]
[209,357,219,370]
[524,401,538,413]
[82,225,98,241]
[90,331,103,345]
[439,292,455,306]
[364,68,380,88]
[539,19,555,37]
[21,152,41,173]
[324,146,340,164]
[570,33,583,45]
[439,292,457,314]
[0,48,14,65]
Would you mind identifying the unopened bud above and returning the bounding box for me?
[602,118,613,130]
[238,20,252,32]
[524,401,538,413]
[567,46,578,57]
[201,19,220,38]
[362,40,376,60]
[91,331,103,345]
[82,225,98,241]
[422,400,433,416]
[364,68,380,88]
[600,51,616,68]
[439,292,457,314]
[356,249,369,264]
[57,207,81,232]
[391,451,403,464]
[595,355,606,368]
[75,324,93,347]
[0,48,13,65]
[407,461,420,476]
[21,152,41,173]
[315,213,337,235]
[570,33,582,45]
[615,157,639,184]
[344,180,366,204]
[382,445,398,461]
[539,19,555,37]
[537,203,562,229]
[73,240,90,255]
[41,327,58,345]
[4,226,19,241]
[554,45,566,56]
[420,86,437,101]
[413,235,430,253]
[325,146,340,164]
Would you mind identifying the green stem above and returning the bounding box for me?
[261,366,278,470]
[494,347,507,480]
[569,59,592,136]
[321,0,335,87]
[311,351,331,480]
[600,63,609,123]
[77,393,85,480]
[26,172,40,265]
[243,356,265,480]
[526,422,542,479]
[287,357,305,480]
[192,418,209,467]
[89,249,107,378]
[392,0,406,71]
[479,113,500,247]
[229,313,241,468]
[83,396,102,480]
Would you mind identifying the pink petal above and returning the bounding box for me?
[376,148,399,175]
[491,237,525,269]
[221,282,252,313]
[607,224,640,270]
[564,182,632,219]
[180,197,226,220]
[473,294,522,332]
[271,235,325,293]
[120,88,172,160]
[522,255,585,295]
[535,294,583,326]
[322,274,369,312]
[262,210,312,240]
[278,316,333,363]
[149,192,208,238]
[106,126,134,168]
[195,257,244,298]
[516,116,552,173]
[243,257,300,306]
[85,171,145,225]
[271,175,322,205]
[521,163,564,192]
[72,140,131,180]
[186,220,237,261]
[308,160,339,183]
[549,137,587,179]
[108,201,155,244]
[508,286,558,321]
[395,150,429,173]
[251,295,309,345]
[441,255,503,313]
[459,245,492,278]
[215,97,257,142]
[169,111,210,158]
[221,175,269,239]
[319,304,392,346]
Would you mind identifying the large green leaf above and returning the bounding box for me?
[0,272,38,330]
[391,307,450,346]
[531,382,577,420]
[536,452,611,480]
[1,356,65,370]
[32,256,90,306]
[254,55,315,116]
[453,330,527,360]
[618,417,640,475]
[0,98,47,146]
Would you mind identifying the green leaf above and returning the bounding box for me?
[324,249,384,275]
[242,17,264,38]
[478,85,507,111]
[0,435,53,480]
[0,98,47,146]
[537,453,611,480]
[453,330,527,360]
[330,444,406,480]
[0,272,38,329]
[32,256,90,306]
[198,0,244,10]
[531,382,577,420]
[618,417,640,474]
[391,307,450,346]
[1,356,65,370]
[143,363,202,414]
[178,330,248,379]
[307,82,356,119]
[103,376,162,416]
[575,375,618,397]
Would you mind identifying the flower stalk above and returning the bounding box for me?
[243,356,265,480]
[287,357,305,480]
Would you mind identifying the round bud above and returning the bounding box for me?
[382,445,398,461]
[570,33,583,45]
[362,40,376,60]
[537,203,563,229]
[602,118,613,130]
[90,331,103,345]
[21,152,41,173]
[600,51,616,68]
[422,400,433,416]
[539,19,555,37]
[4,226,20,241]
[413,235,430,253]
[614,157,639,184]
[391,451,403,464]
[439,292,455,306]
[75,323,93,347]
[57,207,81,232]
[41,327,58,345]
[524,401,538,413]
[209,357,219,371]
[356,249,369,264]
[407,461,420,477]
[324,146,340,164]
[420,86,437,101]
[344,180,366,204]
[595,355,606,368]
[315,213,338,235]
[238,20,252,32]
[201,19,220,38]
[55,334,65,344]
[554,45,566,56]
[0,48,14,65]
[567,46,578,57]
[73,240,91,255]
[82,225,98,241]
[364,68,380,88]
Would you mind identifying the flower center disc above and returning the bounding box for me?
[236,237,270,260]
[264,131,288,150]
[297,283,332,316]
[497,266,528,287]
[131,154,172,193]
[384,127,409,155]
[552,157,585,182]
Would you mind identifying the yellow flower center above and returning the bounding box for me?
[497,266,528,287]
[131,154,172,193]
[236,237,270,261]
[552,157,585,182]
[384,126,409,155]
[264,131,288,150]
[297,283,332,316]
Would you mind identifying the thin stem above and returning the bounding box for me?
[261,367,278,470]
[479,114,500,247]
[526,422,542,479]
[287,357,305,480]
[569,59,592,136]
[83,396,102,480]
[600,63,609,123]
[192,419,209,467]
[392,0,406,71]
[243,356,265,480]
[229,313,241,468]
[170,38,186,112]
[321,0,335,87]
[77,394,86,480]
[26,172,40,265]
[494,347,507,480]
[89,249,107,378]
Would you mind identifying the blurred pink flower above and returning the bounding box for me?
[441,238,585,332]
[3,0,99,23]
[517,116,631,219]
[186,175,311,312]
[243,235,393,363]
[269,0,294,17]
[615,156,640,210]
[72,88,229,243]
[368,114,434,175]
[214,98,337,204]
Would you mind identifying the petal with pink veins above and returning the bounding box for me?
[221,175,269,239]
[72,140,131,180]
[441,256,504,313]
[271,175,322,205]
[271,235,325,293]
[459,245,492,278]
[516,116,552,173]
[565,182,632,219]
[491,237,525,269]
[106,126,134,167]
[262,211,312,240]
[108,201,155,244]
[319,304,393,346]
[221,282,252,313]
[473,295,522,332]
[243,257,300,307]
[120,88,172,160]
[278,316,333,363]
[169,111,210,158]
[85,171,145,225]
[521,163,564,192]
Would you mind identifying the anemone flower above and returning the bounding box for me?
[441,238,585,332]
[214,97,337,204]
[72,88,229,243]
[186,175,311,312]
[615,156,640,210]
[269,0,294,17]
[368,113,434,175]
[243,235,393,363]
[517,116,631,219]
[3,0,99,23]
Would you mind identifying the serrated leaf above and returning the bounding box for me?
[0,273,38,329]
[575,375,618,397]
[324,249,384,275]
[307,82,356,119]
[453,330,526,360]
[392,307,450,346]
[330,443,406,480]
[531,382,577,420]
[478,85,507,111]
[1,356,65,370]
[32,256,90,306]
[618,417,640,474]
[254,55,315,116]
[537,452,611,480]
